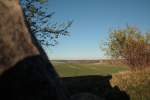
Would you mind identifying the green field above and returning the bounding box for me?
[52,61,128,77]
[52,61,150,100]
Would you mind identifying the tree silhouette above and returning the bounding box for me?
[20,0,72,46]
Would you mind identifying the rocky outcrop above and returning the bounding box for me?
[0,0,39,70]
[0,55,70,100]
[0,0,69,100]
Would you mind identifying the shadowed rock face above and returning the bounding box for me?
[62,76,112,96]
[70,93,104,100]
[62,76,130,100]
[0,55,69,100]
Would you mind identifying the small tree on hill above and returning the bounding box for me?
[103,26,150,68]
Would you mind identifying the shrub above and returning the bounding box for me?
[104,26,150,68]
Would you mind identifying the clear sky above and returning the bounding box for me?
[44,0,150,60]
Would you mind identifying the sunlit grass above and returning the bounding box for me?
[111,68,150,100]
[52,61,128,77]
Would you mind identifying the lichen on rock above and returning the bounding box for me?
[0,0,39,70]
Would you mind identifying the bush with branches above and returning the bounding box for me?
[104,26,150,68]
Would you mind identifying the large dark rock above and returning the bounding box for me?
[70,93,104,100]
[62,76,130,100]
[0,55,69,100]
[62,75,112,97]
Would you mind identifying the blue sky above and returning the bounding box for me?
[44,0,150,60]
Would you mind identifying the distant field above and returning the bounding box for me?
[52,61,128,77]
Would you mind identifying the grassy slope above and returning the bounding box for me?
[52,61,128,77]
[111,68,150,100]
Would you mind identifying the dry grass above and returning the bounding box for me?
[111,68,150,100]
